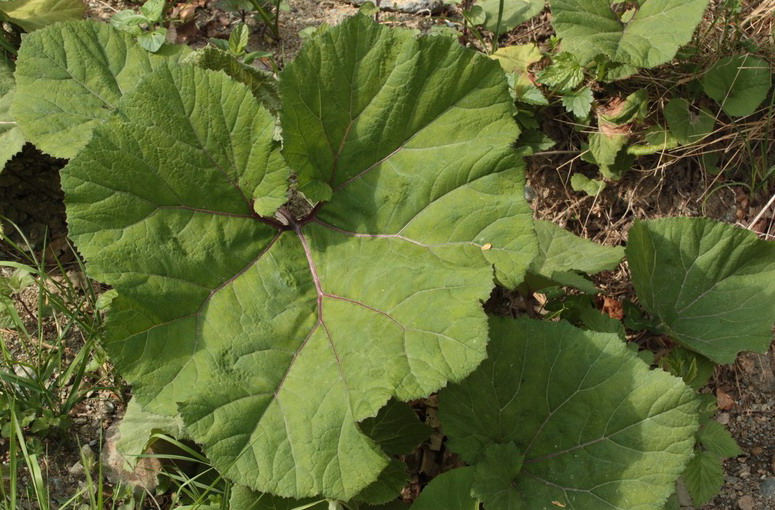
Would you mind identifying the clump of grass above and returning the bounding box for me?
[0,222,118,509]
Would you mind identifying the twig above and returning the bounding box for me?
[747,193,775,229]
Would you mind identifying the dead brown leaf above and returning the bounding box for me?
[716,388,736,410]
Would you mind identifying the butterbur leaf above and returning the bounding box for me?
[137,28,167,53]
[527,220,624,292]
[229,485,325,510]
[627,218,775,364]
[0,63,25,171]
[664,98,715,145]
[62,15,536,500]
[354,460,408,505]
[183,46,280,114]
[471,443,525,510]
[682,450,723,506]
[360,399,432,456]
[281,15,536,289]
[140,0,166,21]
[114,399,185,471]
[0,0,85,32]
[409,468,477,510]
[702,55,772,117]
[479,0,544,35]
[491,43,542,73]
[551,0,711,68]
[439,317,699,509]
[697,420,743,458]
[588,130,631,179]
[12,21,189,158]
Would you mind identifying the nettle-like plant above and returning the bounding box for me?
[9,13,775,509]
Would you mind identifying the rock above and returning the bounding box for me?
[717,412,731,425]
[351,0,445,14]
[761,478,775,498]
[737,494,754,510]
[752,446,763,456]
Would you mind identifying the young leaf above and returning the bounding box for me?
[627,125,679,155]
[570,173,606,196]
[697,420,743,458]
[0,62,25,171]
[12,21,190,158]
[664,98,715,145]
[61,16,537,500]
[137,28,167,53]
[536,52,583,92]
[140,0,166,22]
[551,0,711,68]
[438,317,699,509]
[561,86,593,119]
[682,450,723,506]
[409,468,477,510]
[0,0,85,32]
[490,43,542,74]
[702,55,772,117]
[229,23,250,55]
[627,218,775,364]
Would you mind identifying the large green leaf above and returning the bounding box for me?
[0,62,25,170]
[702,55,772,117]
[61,15,536,500]
[439,317,699,509]
[12,21,189,158]
[0,0,85,32]
[479,0,544,34]
[409,468,478,510]
[551,0,710,68]
[626,218,775,364]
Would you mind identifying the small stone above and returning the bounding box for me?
[737,494,754,510]
[762,478,775,498]
[752,446,764,456]
[717,413,731,425]
[68,461,84,477]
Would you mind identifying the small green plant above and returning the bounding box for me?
[111,0,169,52]
[217,0,288,40]
[210,23,272,64]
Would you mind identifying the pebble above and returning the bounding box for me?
[752,446,764,456]
[351,0,444,13]
[737,494,754,510]
[717,412,731,425]
[761,478,775,498]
